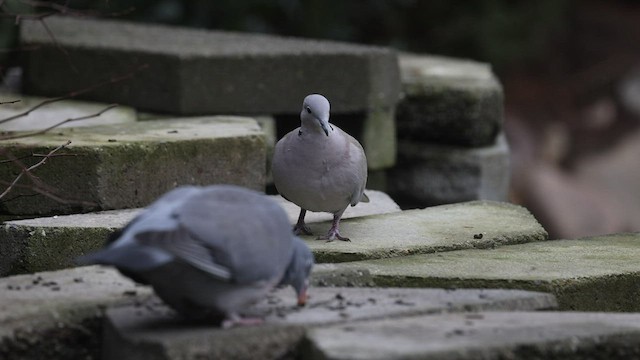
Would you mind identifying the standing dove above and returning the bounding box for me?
[77,185,314,326]
[272,94,369,241]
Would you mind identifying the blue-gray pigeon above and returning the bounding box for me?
[272,94,369,241]
[78,185,314,326]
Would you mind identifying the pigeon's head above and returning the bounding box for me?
[280,237,314,306]
[301,94,331,136]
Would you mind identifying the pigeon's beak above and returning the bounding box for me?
[297,282,309,306]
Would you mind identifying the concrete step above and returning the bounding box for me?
[20,16,399,114]
[397,53,503,147]
[304,311,640,360]
[102,288,555,360]
[388,133,510,207]
[0,266,152,359]
[0,116,265,216]
[0,91,137,131]
[0,199,544,275]
[329,233,640,311]
[0,265,555,360]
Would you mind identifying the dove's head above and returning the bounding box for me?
[301,94,331,136]
[280,237,314,306]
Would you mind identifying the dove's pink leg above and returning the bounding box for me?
[318,210,350,242]
[293,208,313,235]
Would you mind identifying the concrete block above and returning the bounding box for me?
[102,287,555,360]
[0,91,136,131]
[0,266,152,360]
[0,116,266,215]
[331,233,640,311]
[304,311,640,360]
[397,54,503,147]
[388,133,510,207]
[0,191,400,275]
[20,16,400,114]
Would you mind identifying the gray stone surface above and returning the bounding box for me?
[331,233,640,311]
[0,190,399,275]
[0,116,265,216]
[20,16,400,114]
[397,54,503,147]
[0,266,152,359]
[304,311,640,360]
[103,287,556,360]
[388,133,510,207]
[0,91,136,131]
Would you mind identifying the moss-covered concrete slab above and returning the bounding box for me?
[0,266,152,359]
[20,16,399,114]
[103,287,555,360]
[397,54,503,147]
[0,190,399,275]
[0,91,136,131]
[388,134,510,207]
[304,311,640,360]
[303,200,547,263]
[0,116,266,215]
[332,233,640,311]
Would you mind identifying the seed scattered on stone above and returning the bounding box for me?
[474,233,483,239]
[107,139,117,142]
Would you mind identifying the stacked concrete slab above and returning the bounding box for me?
[19,16,401,170]
[386,54,508,207]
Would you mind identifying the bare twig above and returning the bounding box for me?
[0,99,21,105]
[0,63,147,126]
[0,103,118,140]
[0,140,70,200]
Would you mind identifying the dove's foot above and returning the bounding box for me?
[317,227,350,242]
[293,223,313,236]
[222,314,264,328]
[293,208,313,235]
[317,212,350,242]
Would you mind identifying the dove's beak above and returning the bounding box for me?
[317,118,330,136]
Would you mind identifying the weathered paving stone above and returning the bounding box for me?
[0,266,153,360]
[331,233,640,311]
[0,91,136,131]
[0,116,266,216]
[20,16,400,114]
[0,191,399,275]
[103,287,556,360]
[303,311,640,360]
[388,133,510,207]
[302,200,547,263]
[397,53,503,147]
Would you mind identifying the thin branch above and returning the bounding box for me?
[0,100,21,105]
[0,63,147,126]
[0,103,118,140]
[0,140,70,200]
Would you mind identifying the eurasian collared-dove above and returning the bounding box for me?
[77,185,314,326]
[272,94,369,241]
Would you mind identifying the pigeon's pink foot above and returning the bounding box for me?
[222,314,264,329]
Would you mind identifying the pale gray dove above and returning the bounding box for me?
[272,94,369,241]
[78,185,314,327]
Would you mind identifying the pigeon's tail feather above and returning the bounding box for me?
[76,244,173,272]
[360,192,370,203]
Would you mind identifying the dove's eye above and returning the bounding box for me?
[305,106,312,114]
